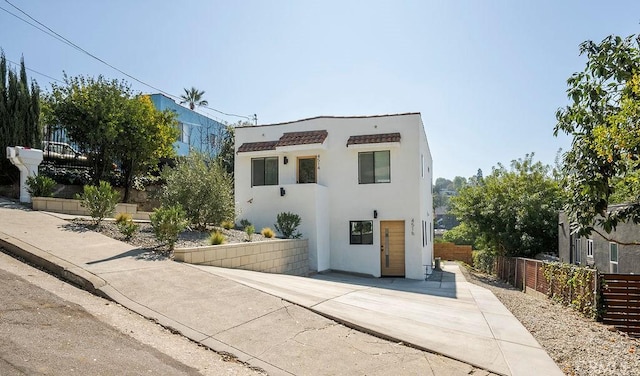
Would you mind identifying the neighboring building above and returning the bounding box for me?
[558,208,640,273]
[234,113,434,279]
[149,93,226,156]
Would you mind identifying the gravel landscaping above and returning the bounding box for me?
[459,265,640,376]
[69,219,274,253]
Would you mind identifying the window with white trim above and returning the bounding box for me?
[610,242,618,273]
[573,237,582,264]
[586,239,593,258]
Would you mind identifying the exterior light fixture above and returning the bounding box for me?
[280,187,286,196]
[283,156,288,164]
[373,210,378,219]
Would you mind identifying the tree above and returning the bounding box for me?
[450,154,564,257]
[158,152,234,230]
[179,87,208,110]
[44,75,178,199]
[554,34,640,236]
[0,51,41,184]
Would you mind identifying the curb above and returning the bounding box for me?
[0,231,109,299]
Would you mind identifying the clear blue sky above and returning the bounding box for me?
[2,0,639,179]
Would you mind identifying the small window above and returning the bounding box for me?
[350,221,373,245]
[298,157,317,184]
[178,122,189,143]
[610,242,618,273]
[251,157,278,186]
[358,151,390,184]
[573,238,581,264]
[587,240,593,258]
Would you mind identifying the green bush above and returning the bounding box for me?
[114,212,132,224]
[220,220,234,230]
[116,219,139,241]
[245,225,255,241]
[239,218,252,229]
[472,249,496,274]
[150,204,188,251]
[26,175,56,197]
[76,181,120,226]
[274,212,302,239]
[209,230,225,245]
[261,227,275,238]
[158,152,234,230]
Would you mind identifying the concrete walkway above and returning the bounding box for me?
[0,198,563,376]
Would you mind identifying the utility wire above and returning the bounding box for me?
[1,0,253,121]
[5,58,64,84]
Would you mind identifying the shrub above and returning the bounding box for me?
[114,212,132,224]
[158,152,234,230]
[76,181,120,226]
[220,220,234,230]
[209,230,225,245]
[472,249,496,274]
[26,175,56,197]
[274,212,302,239]
[245,225,255,241]
[116,219,139,241]
[239,218,252,229]
[261,227,275,238]
[150,204,188,251]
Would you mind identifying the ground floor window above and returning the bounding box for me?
[573,237,582,264]
[610,242,618,273]
[350,221,373,244]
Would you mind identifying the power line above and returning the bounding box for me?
[5,58,64,84]
[1,0,253,121]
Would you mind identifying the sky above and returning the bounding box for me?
[2,0,640,179]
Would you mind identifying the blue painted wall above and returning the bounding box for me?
[149,93,226,157]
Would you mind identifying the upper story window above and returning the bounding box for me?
[178,122,189,143]
[298,156,317,184]
[586,239,593,258]
[252,157,278,186]
[358,150,390,184]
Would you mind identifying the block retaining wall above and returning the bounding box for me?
[31,197,151,220]
[174,239,309,276]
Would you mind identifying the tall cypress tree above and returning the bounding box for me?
[0,50,41,185]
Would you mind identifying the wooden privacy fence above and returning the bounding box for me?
[601,274,640,338]
[497,256,640,338]
[434,242,473,265]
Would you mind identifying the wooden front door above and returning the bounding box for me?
[380,220,405,277]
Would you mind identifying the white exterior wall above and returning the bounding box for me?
[235,113,433,279]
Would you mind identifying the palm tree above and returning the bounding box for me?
[179,87,208,110]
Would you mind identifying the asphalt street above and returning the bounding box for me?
[0,251,262,376]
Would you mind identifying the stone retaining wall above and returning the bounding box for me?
[174,239,309,276]
[31,197,151,221]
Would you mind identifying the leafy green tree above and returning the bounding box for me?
[44,75,178,199]
[115,95,179,201]
[179,87,208,110]
[450,154,564,257]
[217,123,236,175]
[442,223,476,246]
[158,152,234,230]
[0,51,41,184]
[555,34,640,236]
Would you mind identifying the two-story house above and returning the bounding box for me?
[150,93,226,157]
[234,113,434,279]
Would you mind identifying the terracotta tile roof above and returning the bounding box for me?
[237,141,278,153]
[347,132,401,146]
[277,130,328,147]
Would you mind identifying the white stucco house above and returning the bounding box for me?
[234,113,434,279]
